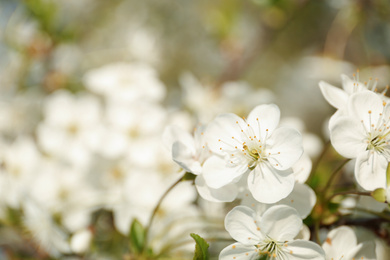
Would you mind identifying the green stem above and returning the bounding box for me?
[314,221,321,244]
[322,158,351,196]
[142,174,185,253]
[327,190,371,202]
[346,207,390,222]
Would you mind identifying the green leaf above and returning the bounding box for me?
[190,233,209,260]
[129,219,146,254]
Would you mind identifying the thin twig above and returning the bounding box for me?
[327,190,371,202]
[322,158,351,196]
[142,174,185,253]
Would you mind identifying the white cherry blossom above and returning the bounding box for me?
[330,91,390,190]
[163,125,238,202]
[37,90,102,168]
[204,104,303,203]
[83,62,166,103]
[322,226,376,260]
[219,205,325,260]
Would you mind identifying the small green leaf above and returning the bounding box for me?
[182,172,196,181]
[129,219,145,254]
[190,233,209,260]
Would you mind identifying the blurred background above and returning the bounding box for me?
[0,0,390,259]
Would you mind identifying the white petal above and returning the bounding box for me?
[225,206,263,245]
[260,205,302,241]
[328,108,346,130]
[219,243,259,260]
[248,163,294,204]
[205,113,245,155]
[295,224,311,241]
[70,229,92,254]
[348,91,383,131]
[302,133,323,160]
[293,153,312,183]
[202,156,247,189]
[344,241,377,260]
[267,127,303,170]
[285,240,325,260]
[354,151,387,190]
[341,74,358,94]
[172,141,199,174]
[319,81,349,109]
[322,226,357,258]
[277,183,316,219]
[330,116,366,158]
[162,125,195,153]
[247,104,280,140]
[195,175,238,202]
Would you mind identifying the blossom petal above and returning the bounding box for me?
[162,125,195,153]
[348,91,383,131]
[219,243,259,260]
[195,175,238,202]
[172,141,200,175]
[247,104,280,140]
[319,81,349,109]
[321,226,357,258]
[285,240,325,260]
[267,127,303,170]
[330,116,366,158]
[340,74,368,94]
[205,113,245,155]
[260,205,302,241]
[354,151,387,190]
[293,153,312,183]
[295,224,311,240]
[277,183,316,219]
[225,206,263,245]
[248,163,294,204]
[344,241,377,260]
[202,156,247,189]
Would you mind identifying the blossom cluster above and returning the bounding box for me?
[0,1,390,259]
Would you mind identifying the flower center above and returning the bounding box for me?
[367,133,387,153]
[362,105,390,159]
[255,238,287,259]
